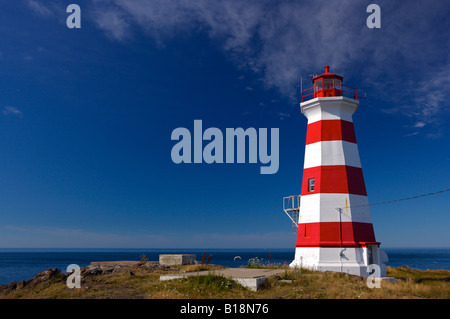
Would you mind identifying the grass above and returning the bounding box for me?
[182,264,225,272]
[1,264,449,299]
[158,272,250,299]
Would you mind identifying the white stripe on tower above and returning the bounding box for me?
[299,193,372,223]
[303,140,362,169]
[301,97,357,124]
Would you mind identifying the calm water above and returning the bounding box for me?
[0,248,449,285]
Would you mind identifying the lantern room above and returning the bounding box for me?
[301,65,358,102]
[313,65,343,98]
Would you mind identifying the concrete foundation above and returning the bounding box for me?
[160,268,285,291]
[290,246,388,277]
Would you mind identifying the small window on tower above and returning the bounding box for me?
[308,178,315,192]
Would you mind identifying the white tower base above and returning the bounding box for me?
[290,246,387,277]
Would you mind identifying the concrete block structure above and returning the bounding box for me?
[159,254,196,266]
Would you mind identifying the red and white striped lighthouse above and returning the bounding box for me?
[289,66,387,276]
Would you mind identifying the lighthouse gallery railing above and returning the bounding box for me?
[301,84,358,102]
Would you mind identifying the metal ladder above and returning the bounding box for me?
[283,195,301,233]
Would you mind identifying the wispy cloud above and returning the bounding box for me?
[88,4,448,88]
[412,62,450,125]
[404,132,419,137]
[413,122,426,128]
[2,225,170,248]
[379,58,450,137]
[426,130,443,139]
[2,106,23,117]
[88,0,361,96]
[92,7,132,42]
[1,225,294,248]
[278,112,291,120]
[27,0,449,135]
[27,0,53,16]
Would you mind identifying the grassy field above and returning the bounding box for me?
[1,264,449,299]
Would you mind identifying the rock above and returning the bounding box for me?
[86,266,103,276]
[102,267,114,274]
[29,268,60,286]
[0,268,62,295]
[113,266,124,273]
[11,268,61,289]
[142,262,159,269]
[0,280,28,295]
[398,265,417,271]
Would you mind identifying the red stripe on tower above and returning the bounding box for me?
[295,222,378,247]
[301,166,367,196]
[306,120,357,145]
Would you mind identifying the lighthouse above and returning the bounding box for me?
[288,66,387,277]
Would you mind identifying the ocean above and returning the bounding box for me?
[0,248,449,285]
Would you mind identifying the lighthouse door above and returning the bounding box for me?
[368,246,374,265]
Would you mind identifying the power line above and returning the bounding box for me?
[352,188,450,208]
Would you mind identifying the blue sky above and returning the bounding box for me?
[0,0,449,248]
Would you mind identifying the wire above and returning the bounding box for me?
[352,188,450,208]
[286,188,450,220]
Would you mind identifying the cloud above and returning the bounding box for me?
[1,225,294,248]
[278,112,291,120]
[404,132,419,137]
[412,62,450,125]
[413,122,426,128]
[378,57,450,136]
[89,1,359,93]
[27,0,53,16]
[2,106,23,117]
[426,130,443,139]
[92,7,132,42]
[2,225,171,248]
[23,0,445,133]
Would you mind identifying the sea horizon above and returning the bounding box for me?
[0,247,449,285]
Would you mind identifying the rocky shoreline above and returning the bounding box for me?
[0,261,180,297]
